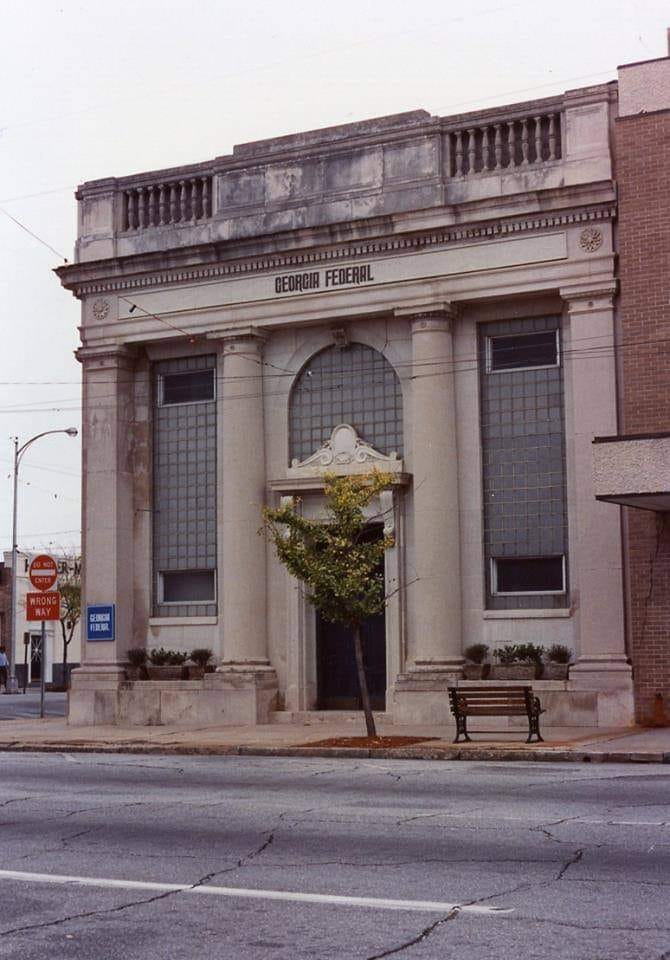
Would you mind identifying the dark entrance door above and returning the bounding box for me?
[316,524,386,711]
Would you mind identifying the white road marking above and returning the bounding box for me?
[0,869,511,916]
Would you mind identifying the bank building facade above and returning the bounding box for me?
[58,78,635,730]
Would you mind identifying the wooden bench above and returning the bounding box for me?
[448,685,545,744]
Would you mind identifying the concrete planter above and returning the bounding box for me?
[489,663,537,680]
[125,666,148,681]
[542,662,570,680]
[146,665,186,681]
[187,665,205,680]
[463,663,490,680]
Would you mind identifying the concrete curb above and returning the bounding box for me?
[0,741,667,763]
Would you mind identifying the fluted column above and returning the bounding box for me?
[407,307,463,672]
[218,332,270,668]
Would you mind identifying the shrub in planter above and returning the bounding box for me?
[490,643,544,680]
[187,647,213,680]
[463,643,490,680]
[147,648,188,680]
[542,643,572,680]
[126,647,148,681]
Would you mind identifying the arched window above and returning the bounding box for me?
[289,342,403,464]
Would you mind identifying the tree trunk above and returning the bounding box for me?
[352,622,377,739]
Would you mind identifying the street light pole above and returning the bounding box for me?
[8,428,78,693]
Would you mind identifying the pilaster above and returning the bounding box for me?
[69,344,136,724]
[561,283,633,716]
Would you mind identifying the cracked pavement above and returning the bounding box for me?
[0,753,668,959]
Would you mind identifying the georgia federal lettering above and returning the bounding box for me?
[274,263,374,295]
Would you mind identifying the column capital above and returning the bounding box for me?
[396,302,458,334]
[209,327,266,356]
[560,281,617,314]
[76,344,136,370]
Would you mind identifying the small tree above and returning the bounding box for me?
[263,471,394,738]
[58,561,81,686]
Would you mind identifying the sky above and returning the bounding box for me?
[1,0,668,556]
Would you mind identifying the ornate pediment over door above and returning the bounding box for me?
[287,424,403,478]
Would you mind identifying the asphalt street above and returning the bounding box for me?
[0,692,67,721]
[0,753,667,960]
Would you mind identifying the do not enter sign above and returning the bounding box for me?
[28,554,58,592]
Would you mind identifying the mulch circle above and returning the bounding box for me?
[303,736,440,749]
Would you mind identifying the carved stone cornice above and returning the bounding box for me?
[62,204,617,298]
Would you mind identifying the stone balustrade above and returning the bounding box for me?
[447,111,561,177]
[122,175,213,231]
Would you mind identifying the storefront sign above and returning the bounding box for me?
[87,604,115,642]
[274,264,374,294]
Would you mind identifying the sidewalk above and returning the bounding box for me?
[0,715,668,763]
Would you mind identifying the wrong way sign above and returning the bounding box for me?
[26,591,61,621]
[28,554,59,592]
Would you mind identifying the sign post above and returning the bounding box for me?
[27,555,59,719]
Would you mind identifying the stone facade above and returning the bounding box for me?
[58,76,640,728]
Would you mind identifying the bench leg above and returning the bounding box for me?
[453,713,472,744]
[526,712,544,744]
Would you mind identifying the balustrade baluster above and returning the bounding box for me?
[201,177,210,217]
[521,119,530,165]
[534,116,543,163]
[467,128,476,174]
[548,113,558,160]
[148,186,156,226]
[158,184,166,225]
[169,183,177,223]
[189,179,198,221]
[179,180,187,221]
[481,125,490,171]
[454,131,464,176]
[137,187,146,229]
[507,121,515,167]
[126,191,136,231]
[494,123,502,170]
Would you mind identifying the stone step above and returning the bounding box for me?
[269,710,394,725]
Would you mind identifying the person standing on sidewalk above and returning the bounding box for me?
[0,646,8,693]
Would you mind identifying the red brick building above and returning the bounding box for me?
[594,52,670,725]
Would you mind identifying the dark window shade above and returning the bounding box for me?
[489,331,558,371]
[161,570,215,603]
[494,557,564,594]
[161,370,214,405]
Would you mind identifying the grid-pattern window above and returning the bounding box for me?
[289,343,403,464]
[153,355,217,618]
[479,316,569,610]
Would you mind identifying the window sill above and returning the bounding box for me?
[483,609,571,620]
[148,616,218,627]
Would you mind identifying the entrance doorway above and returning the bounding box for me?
[316,524,386,711]
[30,634,42,683]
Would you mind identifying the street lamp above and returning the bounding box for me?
[8,428,79,692]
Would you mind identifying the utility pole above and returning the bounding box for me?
[8,429,78,694]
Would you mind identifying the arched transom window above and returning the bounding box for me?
[289,342,403,464]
